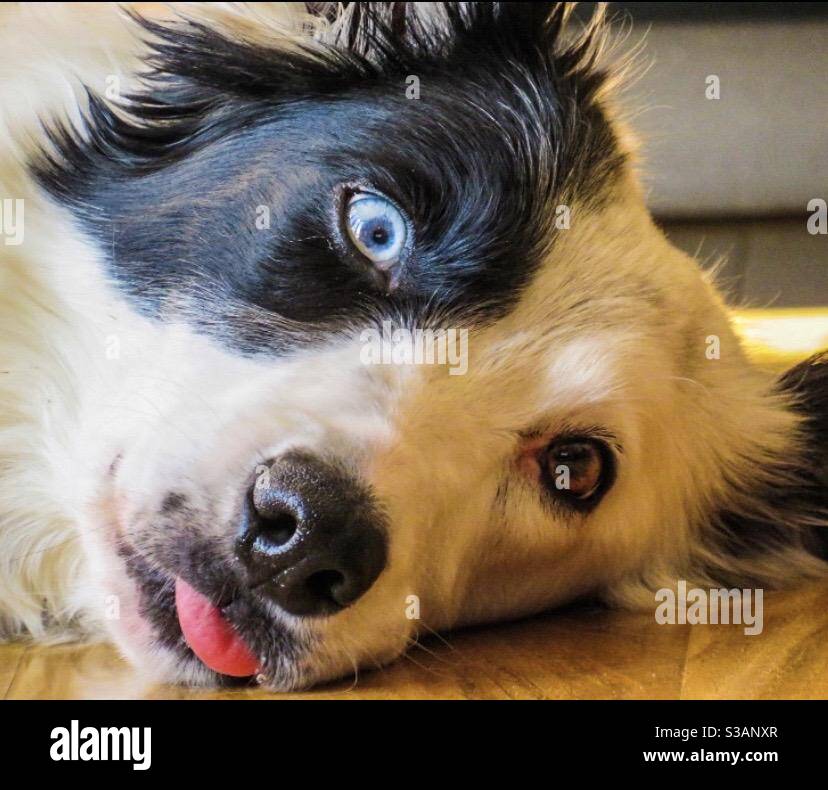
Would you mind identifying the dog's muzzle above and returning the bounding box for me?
[235,451,388,617]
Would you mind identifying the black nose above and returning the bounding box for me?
[235,452,388,617]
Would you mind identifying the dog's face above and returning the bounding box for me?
[31,3,826,689]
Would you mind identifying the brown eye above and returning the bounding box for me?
[541,438,614,510]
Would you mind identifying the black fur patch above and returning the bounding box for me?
[32,2,624,354]
[778,351,828,555]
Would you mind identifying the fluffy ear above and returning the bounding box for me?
[776,350,828,552]
[697,352,828,588]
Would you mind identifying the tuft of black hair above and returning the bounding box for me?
[32,2,618,200]
[778,351,828,554]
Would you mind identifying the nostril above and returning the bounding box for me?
[239,453,388,617]
[305,568,347,608]
[254,509,298,552]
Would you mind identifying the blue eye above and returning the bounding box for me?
[345,192,408,266]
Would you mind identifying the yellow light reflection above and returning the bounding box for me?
[732,308,828,371]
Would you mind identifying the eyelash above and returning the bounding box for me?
[533,433,619,514]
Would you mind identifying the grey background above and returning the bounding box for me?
[596,3,828,307]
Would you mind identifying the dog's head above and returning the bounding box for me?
[33,2,827,689]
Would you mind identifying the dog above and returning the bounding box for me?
[0,1,825,691]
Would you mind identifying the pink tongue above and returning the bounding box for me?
[175,577,259,677]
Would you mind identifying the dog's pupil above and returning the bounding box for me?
[371,227,388,245]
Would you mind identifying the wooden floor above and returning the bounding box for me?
[4,579,828,699]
